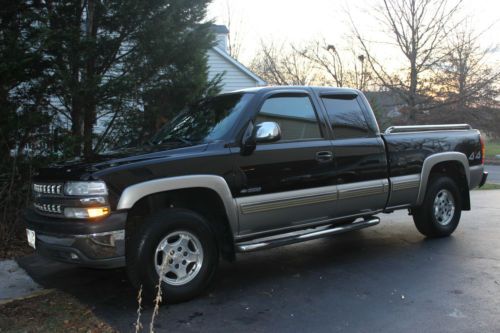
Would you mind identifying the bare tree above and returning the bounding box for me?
[295,40,372,90]
[250,41,319,86]
[350,0,463,120]
[296,40,345,87]
[432,24,500,109]
[222,0,243,60]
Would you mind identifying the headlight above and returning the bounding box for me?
[64,181,108,196]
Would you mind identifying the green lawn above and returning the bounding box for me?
[475,183,500,190]
[485,141,500,158]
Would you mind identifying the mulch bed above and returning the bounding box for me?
[0,290,117,333]
[0,232,33,260]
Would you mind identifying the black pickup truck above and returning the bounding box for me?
[24,86,488,302]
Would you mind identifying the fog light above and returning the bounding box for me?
[87,207,110,218]
[64,206,110,219]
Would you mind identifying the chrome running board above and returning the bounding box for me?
[236,217,380,252]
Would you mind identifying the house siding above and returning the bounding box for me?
[207,49,260,93]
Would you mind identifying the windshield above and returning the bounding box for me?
[150,93,252,145]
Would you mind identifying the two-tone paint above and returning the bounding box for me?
[26,86,487,267]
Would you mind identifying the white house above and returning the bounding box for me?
[208,25,266,92]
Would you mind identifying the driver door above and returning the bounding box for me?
[231,92,337,237]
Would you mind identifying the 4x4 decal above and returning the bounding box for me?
[469,151,481,161]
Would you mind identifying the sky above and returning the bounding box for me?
[207,0,500,67]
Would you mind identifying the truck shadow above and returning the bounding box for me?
[17,224,459,331]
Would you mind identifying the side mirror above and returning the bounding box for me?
[241,121,281,155]
[255,121,281,143]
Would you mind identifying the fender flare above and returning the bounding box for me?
[416,152,470,206]
[116,175,238,234]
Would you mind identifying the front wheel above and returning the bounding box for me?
[412,176,462,238]
[126,208,219,303]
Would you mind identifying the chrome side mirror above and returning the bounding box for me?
[255,122,281,143]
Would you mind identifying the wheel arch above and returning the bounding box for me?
[117,175,238,260]
[416,152,471,209]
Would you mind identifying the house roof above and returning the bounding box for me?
[211,45,267,86]
[211,24,230,34]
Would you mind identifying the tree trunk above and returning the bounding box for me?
[83,0,97,160]
[71,97,83,157]
[0,89,12,161]
[67,2,84,157]
[458,59,467,109]
[408,58,418,122]
[83,104,95,159]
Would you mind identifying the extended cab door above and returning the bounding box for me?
[232,91,337,237]
[319,93,389,218]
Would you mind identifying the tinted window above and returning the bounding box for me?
[256,95,322,142]
[321,95,370,139]
[151,93,252,144]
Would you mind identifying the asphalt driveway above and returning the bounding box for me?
[18,190,500,333]
[485,164,500,184]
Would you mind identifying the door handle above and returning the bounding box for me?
[316,151,333,162]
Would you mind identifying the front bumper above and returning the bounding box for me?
[22,208,126,268]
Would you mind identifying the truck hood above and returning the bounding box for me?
[34,143,209,181]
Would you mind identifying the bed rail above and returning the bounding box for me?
[384,124,472,134]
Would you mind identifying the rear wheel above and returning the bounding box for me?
[126,208,219,303]
[413,176,462,238]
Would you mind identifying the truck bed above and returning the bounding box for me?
[381,126,483,210]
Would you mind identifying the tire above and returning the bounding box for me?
[413,176,462,238]
[126,208,219,303]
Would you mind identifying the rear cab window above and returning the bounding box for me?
[320,95,370,139]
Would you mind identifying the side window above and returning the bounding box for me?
[255,95,322,142]
[321,95,370,139]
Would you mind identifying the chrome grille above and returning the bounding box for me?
[33,202,63,214]
[33,183,64,195]
[32,182,65,216]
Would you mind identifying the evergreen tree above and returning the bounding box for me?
[0,0,50,160]
[38,0,218,158]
